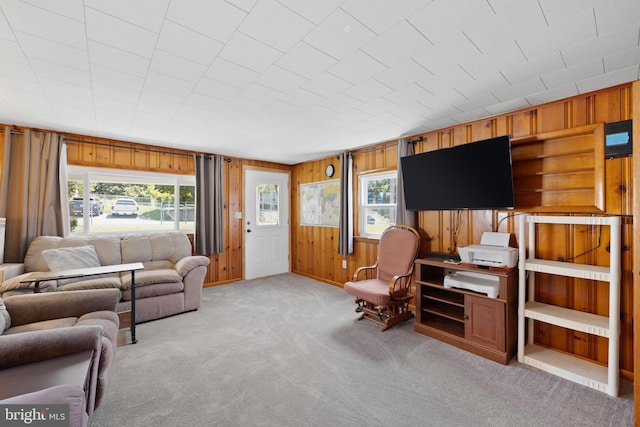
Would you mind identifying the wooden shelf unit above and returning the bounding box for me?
[414,258,518,364]
[517,215,621,397]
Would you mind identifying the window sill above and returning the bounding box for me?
[355,236,381,244]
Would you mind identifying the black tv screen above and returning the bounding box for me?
[400,135,515,211]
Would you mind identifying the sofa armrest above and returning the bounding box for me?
[174,255,210,277]
[4,288,119,327]
[0,325,103,370]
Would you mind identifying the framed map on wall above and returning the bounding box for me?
[300,180,340,227]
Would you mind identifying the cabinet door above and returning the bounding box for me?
[465,295,505,352]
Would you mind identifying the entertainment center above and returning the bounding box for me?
[413,258,517,365]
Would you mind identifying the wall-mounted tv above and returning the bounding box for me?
[400,135,515,211]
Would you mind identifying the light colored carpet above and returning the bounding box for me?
[90,273,633,427]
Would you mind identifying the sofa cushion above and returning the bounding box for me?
[121,281,184,301]
[57,277,122,292]
[120,234,152,264]
[0,298,9,331]
[120,269,182,289]
[4,317,78,335]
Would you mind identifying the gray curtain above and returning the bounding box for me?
[0,129,68,263]
[194,154,224,254]
[396,137,417,227]
[338,152,353,255]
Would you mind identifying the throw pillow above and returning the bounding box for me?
[0,297,10,332]
[41,245,101,286]
[41,245,101,271]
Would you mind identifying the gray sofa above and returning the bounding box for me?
[0,232,210,323]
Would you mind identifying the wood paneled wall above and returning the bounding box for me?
[291,82,636,380]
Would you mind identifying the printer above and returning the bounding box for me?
[457,232,518,268]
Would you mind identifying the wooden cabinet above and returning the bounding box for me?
[414,258,517,364]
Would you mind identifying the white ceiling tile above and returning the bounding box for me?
[499,51,563,85]
[575,64,640,93]
[157,21,223,66]
[407,0,495,45]
[595,0,640,34]
[38,77,92,100]
[255,66,307,94]
[144,71,194,97]
[0,8,16,41]
[304,9,377,60]
[166,0,246,43]
[0,73,40,94]
[491,77,547,103]
[361,21,430,67]
[277,42,337,79]
[183,93,227,111]
[535,0,606,24]
[29,58,91,87]
[1,0,86,49]
[357,98,397,115]
[299,104,339,121]
[14,31,88,71]
[383,83,433,106]
[412,32,482,75]
[465,1,547,54]
[342,0,430,34]
[205,58,259,88]
[239,83,283,106]
[374,59,431,91]
[85,8,157,57]
[150,50,207,83]
[561,23,640,68]
[88,41,151,77]
[516,10,597,59]
[605,45,640,72]
[92,83,141,104]
[0,57,35,81]
[343,78,393,102]
[525,83,580,106]
[19,0,85,22]
[327,50,387,85]
[320,93,363,113]
[303,72,352,97]
[94,96,137,115]
[239,0,314,52]
[91,64,144,93]
[218,32,282,73]
[277,0,344,25]
[84,0,169,32]
[193,77,241,102]
[225,0,258,12]
[280,88,324,108]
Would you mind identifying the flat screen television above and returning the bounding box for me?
[400,135,515,211]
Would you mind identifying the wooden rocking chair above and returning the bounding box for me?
[344,225,420,331]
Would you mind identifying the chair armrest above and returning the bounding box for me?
[352,264,378,281]
[388,270,414,296]
[0,325,103,370]
[4,289,119,327]
[174,255,210,277]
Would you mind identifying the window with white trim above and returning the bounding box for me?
[67,166,195,234]
[359,171,397,237]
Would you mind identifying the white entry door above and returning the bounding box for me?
[244,169,290,280]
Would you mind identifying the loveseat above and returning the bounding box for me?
[0,288,120,418]
[0,232,210,323]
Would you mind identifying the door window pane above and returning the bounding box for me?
[257,184,279,226]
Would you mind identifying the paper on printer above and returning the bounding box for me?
[457,232,518,268]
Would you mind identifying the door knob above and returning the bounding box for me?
[247,229,252,233]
